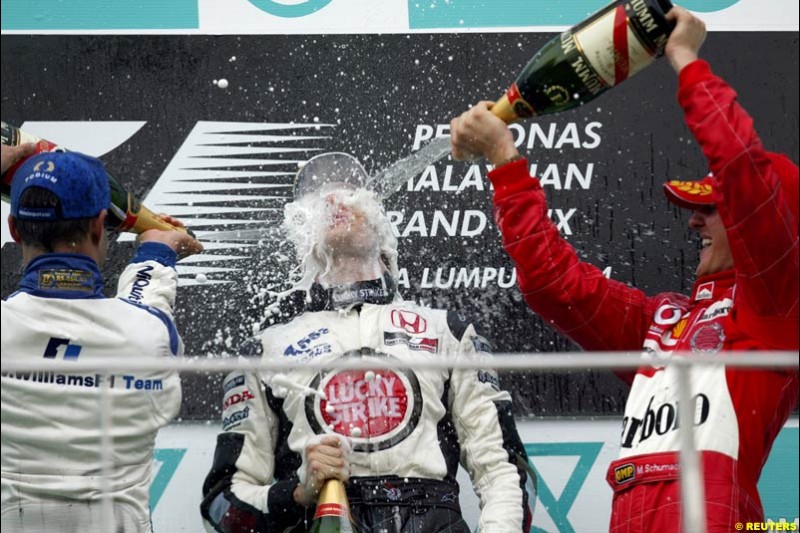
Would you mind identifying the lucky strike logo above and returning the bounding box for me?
[390,310,427,334]
[305,350,424,453]
[319,369,409,438]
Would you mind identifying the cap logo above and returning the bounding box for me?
[33,160,55,173]
[668,180,712,197]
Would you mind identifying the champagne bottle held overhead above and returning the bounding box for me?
[493,0,674,121]
[369,0,674,198]
[309,479,355,533]
[1,121,187,235]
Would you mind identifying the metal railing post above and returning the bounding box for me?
[675,359,707,533]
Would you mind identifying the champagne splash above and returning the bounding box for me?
[365,0,673,201]
[203,225,287,242]
[366,136,452,200]
[257,188,400,322]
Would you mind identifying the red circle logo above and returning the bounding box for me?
[319,369,409,438]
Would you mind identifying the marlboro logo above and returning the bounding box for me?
[696,282,714,301]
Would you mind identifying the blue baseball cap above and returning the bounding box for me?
[10,151,111,221]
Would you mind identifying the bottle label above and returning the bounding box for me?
[572,3,655,87]
[15,129,43,145]
[505,82,536,118]
[314,502,348,519]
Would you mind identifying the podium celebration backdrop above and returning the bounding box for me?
[2,21,798,421]
[2,1,798,531]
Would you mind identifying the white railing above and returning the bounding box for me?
[2,351,797,533]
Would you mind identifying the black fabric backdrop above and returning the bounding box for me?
[2,32,797,419]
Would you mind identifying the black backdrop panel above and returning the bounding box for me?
[2,33,797,419]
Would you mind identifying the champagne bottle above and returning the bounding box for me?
[309,479,355,533]
[368,0,674,198]
[1,121,186,234]
[492,0,674,122]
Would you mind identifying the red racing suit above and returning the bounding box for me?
[487,60,799,532]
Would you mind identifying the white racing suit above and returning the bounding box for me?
[201,276,534,532]
[1,243,183,533]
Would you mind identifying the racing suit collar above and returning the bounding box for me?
[690,268,735,303]
[17,253,105,299]
[307,272,397,311]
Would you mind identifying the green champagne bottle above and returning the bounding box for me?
[492,0,674,122]
[1,121,186,234]
[309,479,355,533]
[367,0,674,198]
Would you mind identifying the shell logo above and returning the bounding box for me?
[668,180,713,197]
[671,317,689,340]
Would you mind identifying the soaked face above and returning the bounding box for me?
[282,186,399,294]
[689,206,734,277]
[320,190,380,256]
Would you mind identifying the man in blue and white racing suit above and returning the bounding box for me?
[1,148,202,532]
[201,153,534,532]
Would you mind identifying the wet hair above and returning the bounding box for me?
[12,187,94,252]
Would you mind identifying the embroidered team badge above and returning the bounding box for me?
[690,323,725,354]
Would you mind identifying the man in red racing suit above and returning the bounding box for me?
[449,6,798,532]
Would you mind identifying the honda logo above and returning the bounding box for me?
[390,310,427,334]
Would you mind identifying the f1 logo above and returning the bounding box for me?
[43,337,82,361]
[390,310,427,334]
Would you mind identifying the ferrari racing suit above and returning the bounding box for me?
[487,60,799,532]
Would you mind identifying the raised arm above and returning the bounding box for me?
[667,6,799,347]
[117,214,203,317]
[450,104,657,353]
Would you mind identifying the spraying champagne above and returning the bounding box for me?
[368,0,674,198]
[1,121,187,235]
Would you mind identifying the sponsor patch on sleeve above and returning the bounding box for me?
[222,389,255,410]
[477,370,501,391]
[222,406,250,431]
[470,335,493,354]
[222,374,246,394]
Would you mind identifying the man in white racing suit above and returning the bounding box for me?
[1,148,202,532]
[201,153,534,532]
